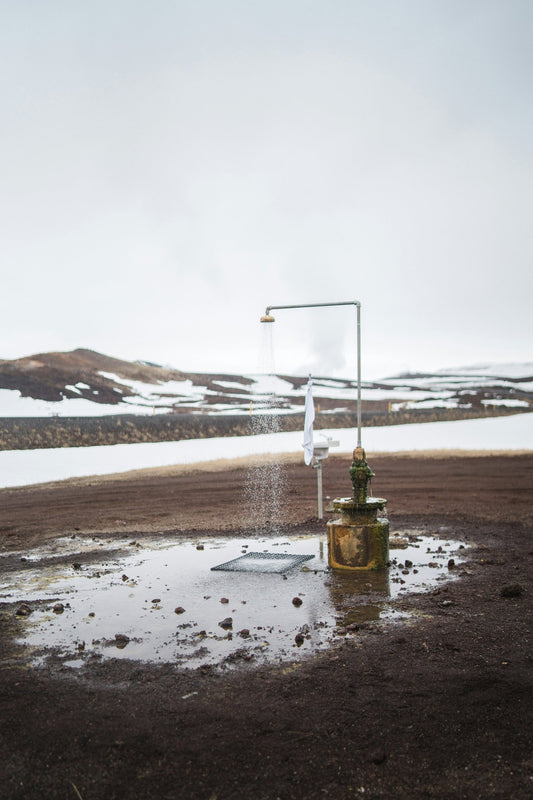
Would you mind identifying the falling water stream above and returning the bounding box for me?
[243,320,287,532]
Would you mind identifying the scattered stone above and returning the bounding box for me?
[367,749,387,765]
[88,612,95,618]
[121,574,129,582]
[174,606,186,615]
[238,629,251,638]
[295,633,305,646]
[15,603,32,617]
[389,537,409,549]
[72,563,82,570]
[53,603,65,614]
[500,584,523,598]
[219,617,233,630]
[447,559,456,569]
[196,544,204,550]
[220,597,229,604]
[114,633,130,647]
[428,562,439,568]
[77,641,85,651]
[151,598,161,604]
[292,597,303,607]
[405,559,413,568]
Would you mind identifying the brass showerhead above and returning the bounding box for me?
[260,313,275,323]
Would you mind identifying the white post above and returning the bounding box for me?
[316,460,323,519]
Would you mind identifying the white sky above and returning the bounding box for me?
[1,1,532,380]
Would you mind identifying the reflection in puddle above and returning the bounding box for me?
[1,531,467,670]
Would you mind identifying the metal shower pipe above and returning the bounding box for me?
[261,301,362,447]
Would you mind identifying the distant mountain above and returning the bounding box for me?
[0,349,531,418]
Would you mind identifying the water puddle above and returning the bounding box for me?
[1,531,467,671]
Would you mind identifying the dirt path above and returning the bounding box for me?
[1,453,532,799]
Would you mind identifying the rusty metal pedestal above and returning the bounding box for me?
[327,447,389,570]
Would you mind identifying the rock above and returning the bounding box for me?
[405,559,413,568]
[367,749,387,765]
[389,537,409,549]
[151,598,161,604]
[114,633,130,648]
[295,633,305,646]
[53,603,65,614]
[500,584,523,598]
[292,597,303,607]
[15,603,32,617]
[238,629,250,638]
[196,544,204,550]
[121,574,129,581]
[174,606,186,615]
[219,617,233,630]
[72,562,82,570]
[220,597,229,604]
[448,559,456,569]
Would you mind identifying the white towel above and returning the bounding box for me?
[303,378,315,465]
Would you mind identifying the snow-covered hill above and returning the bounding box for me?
[0,349,531,417]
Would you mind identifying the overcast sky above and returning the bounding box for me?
[1,1,531,380]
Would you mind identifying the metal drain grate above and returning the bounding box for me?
[211,552,315,574]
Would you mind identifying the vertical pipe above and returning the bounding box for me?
[317,460,323,519]
[356,303,362,447]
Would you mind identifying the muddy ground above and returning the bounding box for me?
[0,452,532,799]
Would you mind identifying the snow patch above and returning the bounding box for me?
[0,412,531,489]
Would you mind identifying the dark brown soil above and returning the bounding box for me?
[1,453,532,799]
